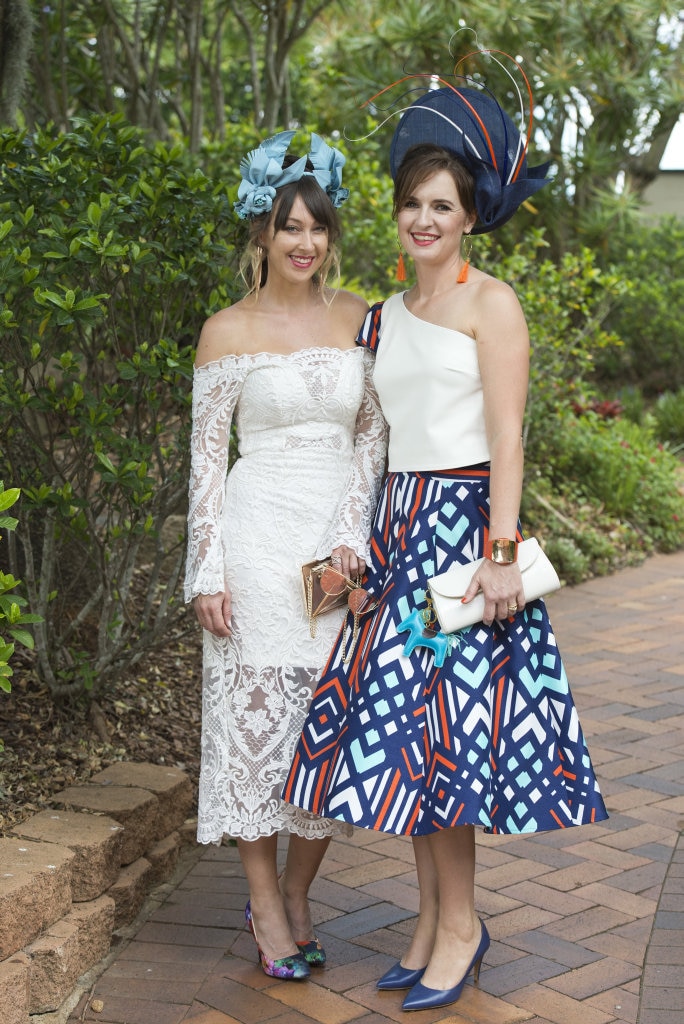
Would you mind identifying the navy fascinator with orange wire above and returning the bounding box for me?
[363,47,552,234]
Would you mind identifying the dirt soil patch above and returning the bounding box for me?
[0,606,203,835]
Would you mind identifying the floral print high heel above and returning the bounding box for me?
[245,901,311,980]
[277,871,326,966]
[295,937,326,967]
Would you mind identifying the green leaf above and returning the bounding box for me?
[9,628,35,649]
[95,452,116,473]
[87,202,102,226]
[0,488,20,512]
[0,641,15,664]
[73,296,104,311]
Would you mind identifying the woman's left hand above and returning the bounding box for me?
[462,559,525,627]
[330,544,366,581]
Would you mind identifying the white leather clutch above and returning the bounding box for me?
[427,537,561,633]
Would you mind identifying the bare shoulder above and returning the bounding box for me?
[468,271,527,334]
[194,300,254,366]
[473,271,522,311]
[328,288,370,329]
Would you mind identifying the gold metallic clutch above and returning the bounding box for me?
[302,559,356,637]
[302,559,377,663]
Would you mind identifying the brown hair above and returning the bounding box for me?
[392,144,477,222]
[239,170,342,298]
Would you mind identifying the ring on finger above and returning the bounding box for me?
[507,603,518,613]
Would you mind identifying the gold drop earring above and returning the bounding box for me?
[457,232,472,283]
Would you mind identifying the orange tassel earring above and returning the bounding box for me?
[395,234,407,282]
[457,233,472,283]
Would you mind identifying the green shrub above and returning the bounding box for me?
[541,536,591,586]
[607,384,684,453]
[597,217,684,395]
[0,483,43,750]
[0,115,239,699]
[0,482,41,687]
[544,414,684,552]
[522,474,650,582]
[616,386,647,426]
[651,389,684,453]
[477,242,627,469]
[336,138,397,301]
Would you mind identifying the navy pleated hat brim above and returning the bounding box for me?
[389,86,551,234]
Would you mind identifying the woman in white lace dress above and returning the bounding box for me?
[184,132,387,981]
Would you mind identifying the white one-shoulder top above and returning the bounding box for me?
[371,292,490,472]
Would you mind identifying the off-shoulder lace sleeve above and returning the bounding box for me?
[184,359,247,602]
[316,347,388,562]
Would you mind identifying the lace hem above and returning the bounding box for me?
[197,807,353,843]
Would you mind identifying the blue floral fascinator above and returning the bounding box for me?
[234,130,350,220]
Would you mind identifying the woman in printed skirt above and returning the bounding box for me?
[283,68,608,1010]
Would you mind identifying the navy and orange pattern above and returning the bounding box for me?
[283,466,608,836]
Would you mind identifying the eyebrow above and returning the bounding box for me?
[284,217,325,227]
[406,194,457,205]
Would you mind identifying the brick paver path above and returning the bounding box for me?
[69,551,684,1024]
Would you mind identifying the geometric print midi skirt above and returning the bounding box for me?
[283,466,608,836]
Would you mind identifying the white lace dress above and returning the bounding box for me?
[184,346,387,843]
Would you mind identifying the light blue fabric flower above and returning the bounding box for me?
[233,130,350,219]
[234,131,304,219]
[308,133,350,208]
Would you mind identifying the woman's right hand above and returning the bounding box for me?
[193,592,232,637]
[330,544,366,581]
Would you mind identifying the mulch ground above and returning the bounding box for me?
[0,605,203,835]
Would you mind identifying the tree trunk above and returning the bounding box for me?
[186,0,204,152]
[627,109,683,194]
[0,0,34,125]
[206,11,227,141]
[229,0,262,126]
[229,0,337,131]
